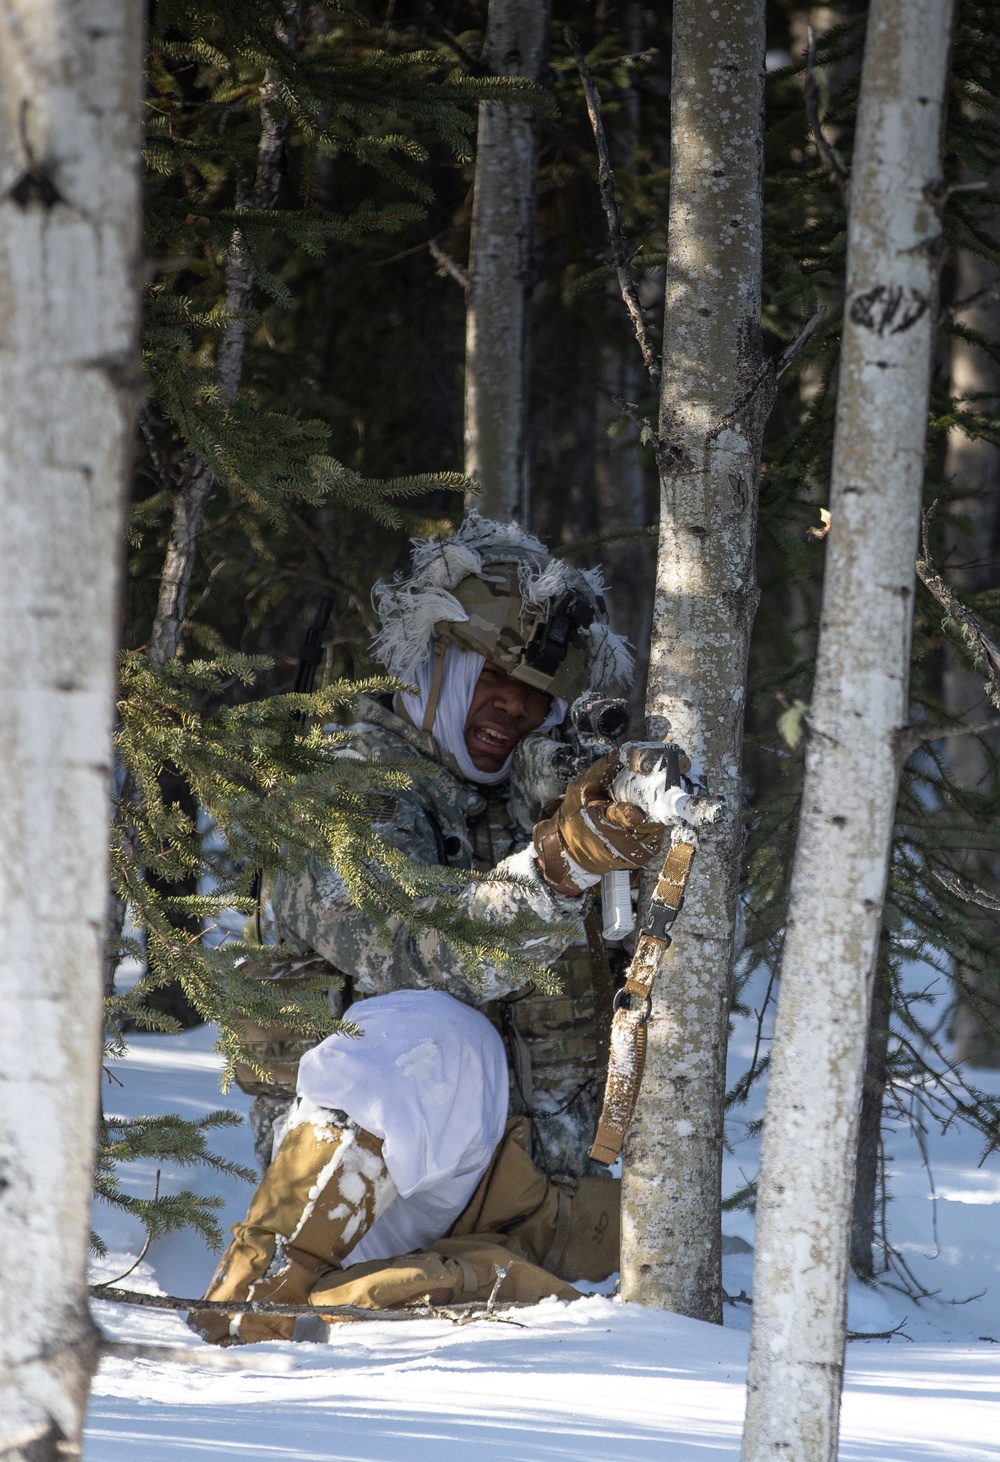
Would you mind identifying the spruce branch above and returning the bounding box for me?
[564,28,661,394]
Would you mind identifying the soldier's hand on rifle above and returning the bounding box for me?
[611,744,726,829]
[532,754,665,897]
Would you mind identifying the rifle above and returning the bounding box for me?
[563,695,690,941]
[292,596,334,723]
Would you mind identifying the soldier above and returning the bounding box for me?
[191,514,680,1343]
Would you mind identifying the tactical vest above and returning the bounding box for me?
[467,790,608,1179]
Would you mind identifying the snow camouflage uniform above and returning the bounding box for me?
[264,694,610,1179]
[192,518,655,1343]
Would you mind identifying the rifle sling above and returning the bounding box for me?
[589,835,696,1167]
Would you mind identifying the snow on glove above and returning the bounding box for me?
[533,753,665,895]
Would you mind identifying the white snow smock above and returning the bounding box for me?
[294,988,508,1266]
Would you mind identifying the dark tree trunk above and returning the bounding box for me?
[850,933,892,1279]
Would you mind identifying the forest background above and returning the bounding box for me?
[108,0,1000,1296]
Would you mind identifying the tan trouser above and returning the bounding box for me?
[188,1108,397,1344]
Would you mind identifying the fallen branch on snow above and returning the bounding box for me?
[90,1282,528,1327]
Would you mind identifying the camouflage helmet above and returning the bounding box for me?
[371,513,632,702]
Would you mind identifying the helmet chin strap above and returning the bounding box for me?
[421,638,448,735]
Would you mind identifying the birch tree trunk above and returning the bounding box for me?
[622,0,768,1322]
[463,0,550,522]
[0,2,142,1454]
[742,3,956,1456]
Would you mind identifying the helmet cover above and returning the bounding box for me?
[371,513,633,701]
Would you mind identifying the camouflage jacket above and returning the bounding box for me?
[270,696,587,1006]
[266,697,609,1178]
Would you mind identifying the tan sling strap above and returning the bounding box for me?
[589,832,697,1166]
[421,637,448,733]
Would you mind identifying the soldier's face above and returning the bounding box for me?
[464,659,553,772]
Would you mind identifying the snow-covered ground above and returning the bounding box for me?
[86,964,1000,1460]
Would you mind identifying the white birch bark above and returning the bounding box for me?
[463,0,550,522]
[622,0,768,1322]
[0,2,142,1456]
[741,2,956,1456]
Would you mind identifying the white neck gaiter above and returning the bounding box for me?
[397,642,567,786]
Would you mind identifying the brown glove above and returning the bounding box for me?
[533,754,665,895]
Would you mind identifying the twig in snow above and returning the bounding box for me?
[486,1263,510,1315]
[805,27,849,202]
[723,1288,752,1306]
[428,237,469,291]
[565,28,660,394]
[101,1173,159,1287]
[846,1319,911,1343]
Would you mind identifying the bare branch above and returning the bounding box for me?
[917,506,1000,703]
[805,27,849,203]
[610,394,654,437]
[897,715,1000,757]
[428,236,469,291]
[585,48,660,74]
[945,280,1000,318]
[609,394,677,474]
[417,1,485,75]
[775,305,828,379]
[934,869,1000,914]
[565,28,661,393]
[90,1282,526,1326]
